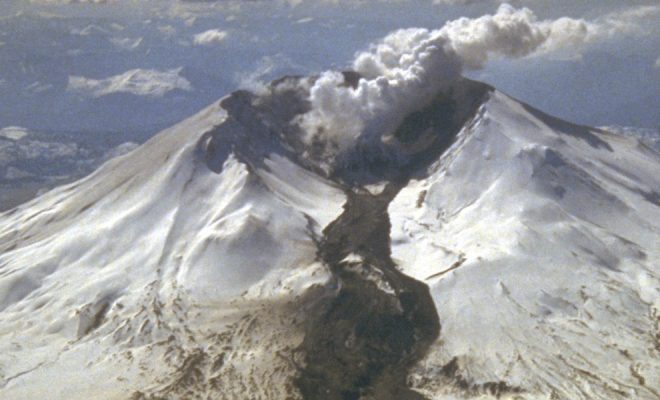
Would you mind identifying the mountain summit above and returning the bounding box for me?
[0,74,659,400]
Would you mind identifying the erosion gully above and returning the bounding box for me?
[283,78,492,400]
[294,182,439,400]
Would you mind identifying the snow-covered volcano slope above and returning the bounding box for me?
[0,73,658,400]
[0,83,346,399]
[391,91,660,399]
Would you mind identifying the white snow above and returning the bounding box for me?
[390,91,660,399]
[0,97,345,399]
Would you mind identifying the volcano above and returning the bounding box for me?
[0,74,658,400]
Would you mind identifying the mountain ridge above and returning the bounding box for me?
[0,74,659,399]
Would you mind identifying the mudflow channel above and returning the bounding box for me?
[295,183,440,400]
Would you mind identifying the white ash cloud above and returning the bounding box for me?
[295,3,641,163]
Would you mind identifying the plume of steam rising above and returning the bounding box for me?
[296,4,596,165]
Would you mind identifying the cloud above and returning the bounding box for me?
[109,36,143,51]
[67,68,192,98]
[70,24,110,36]
[26,81,54,94]
[193,29,228,46]
[237,56,280,93]
[655,57,660,69]
[157,25,177,37]
[30,0,116,4]
[0,126,30,141]
[295,3,656,167]
[432,0,495,4]
[596,5,660,36]
[236,54,303,93]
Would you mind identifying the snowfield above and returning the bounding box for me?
[0,96,345,399]
[390,91,660,399]
[0,77,658,399]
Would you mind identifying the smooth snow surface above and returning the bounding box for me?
[390,92,660,399]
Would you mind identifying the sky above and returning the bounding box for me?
[0,0,658,137]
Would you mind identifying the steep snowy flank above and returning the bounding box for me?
[0,88,345,399]
[390,91,660,399]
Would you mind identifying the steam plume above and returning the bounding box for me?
[296,4,599,162]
